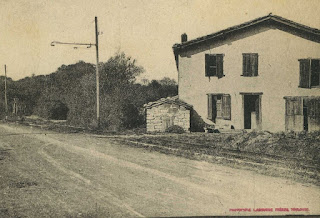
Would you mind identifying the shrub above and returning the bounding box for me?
[297,130,307,139]
[165,125,185,134]
[190,110,205,132]
[308,131,320,140]
[225,135,234,142]
[275,131,286,139]
[287,130,296,138]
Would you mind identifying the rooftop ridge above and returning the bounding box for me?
[173,14,320,52]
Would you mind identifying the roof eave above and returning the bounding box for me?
[173,15,320,54]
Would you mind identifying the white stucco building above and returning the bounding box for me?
[173,14,320,132]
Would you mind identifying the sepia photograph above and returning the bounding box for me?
[0,0,319,217]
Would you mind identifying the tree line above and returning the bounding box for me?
[0,52,178,130]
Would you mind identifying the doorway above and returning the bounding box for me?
[243,94,261,130]
[303,101,308,131]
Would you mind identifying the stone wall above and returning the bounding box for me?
[146,103,190,132]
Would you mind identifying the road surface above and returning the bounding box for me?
[0,123,319,217]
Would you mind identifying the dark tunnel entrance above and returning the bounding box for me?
[50,101,69,120]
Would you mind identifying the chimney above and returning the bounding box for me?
[181,33,187,43]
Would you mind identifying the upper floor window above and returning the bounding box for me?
[299,59,320,88]
[205,54,224,78]
[242,53,258,77]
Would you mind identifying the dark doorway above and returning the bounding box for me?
[212,96,218,123]
[303,101,308,131]
[243,95,261,129]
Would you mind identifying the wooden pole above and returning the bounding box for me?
[50,17,101,127]
[95,16,100,128]
[4,65,8,118]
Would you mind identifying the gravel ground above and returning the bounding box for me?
[0,123,319,217]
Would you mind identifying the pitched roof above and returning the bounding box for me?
[173,14,320,53]
[144,96,193,109]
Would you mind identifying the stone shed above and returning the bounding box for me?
[144,96,192,132]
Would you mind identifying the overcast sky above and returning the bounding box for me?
[0,0,319,81]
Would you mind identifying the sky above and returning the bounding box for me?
[0,0,319,81]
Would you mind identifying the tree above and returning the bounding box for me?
[98,52,145,130]
[2,52,178,131]
[158,77,177,86]
[100,52,144,91]
[32,61,95,121]
[61,52,144,130]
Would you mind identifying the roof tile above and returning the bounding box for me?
[144,96,193,109]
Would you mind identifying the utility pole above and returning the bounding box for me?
[4,65,8,119]
[95,16,100,127]
[51,16,100,128]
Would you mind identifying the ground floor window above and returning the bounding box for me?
[207,94,231,122]
[285,96,320,131]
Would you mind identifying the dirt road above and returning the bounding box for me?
[0,123,319,217]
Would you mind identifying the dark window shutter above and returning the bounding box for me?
[296,97,303,115]
[243,54,258,76]
[299,59,311,88]
[242,54,247,76]
[311,60,320,87]
[205,54,210,77]
[207,94,213,120]
[287,97,303,115]
[286,99,292,116]
[217,54,224,78]
[307,99,315,119]
[243,54,247,76]
[222,94,231,120]
[243,54,251,76]
[215,96,222,118]
[205,54,216,77]
[307,99,320,127]
[251,54,258,76]
[285,97,304,131]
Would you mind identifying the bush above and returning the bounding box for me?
[297,130,307,139]
[225,135,234,142]
[165,125,185,134]
[190,110,205,132]
[287,130,296,138]
[275,131,286,139]
[308,131,320,140]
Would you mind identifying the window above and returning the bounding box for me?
[216,95,222,118]
[299,59,320,88]
[207,94,231,122]
[285,96,320,132]
[242,53,258,76]
[205,54,224,78]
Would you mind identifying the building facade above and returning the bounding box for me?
[173,14,320,132]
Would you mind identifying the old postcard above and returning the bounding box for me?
[0,0,319,217]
